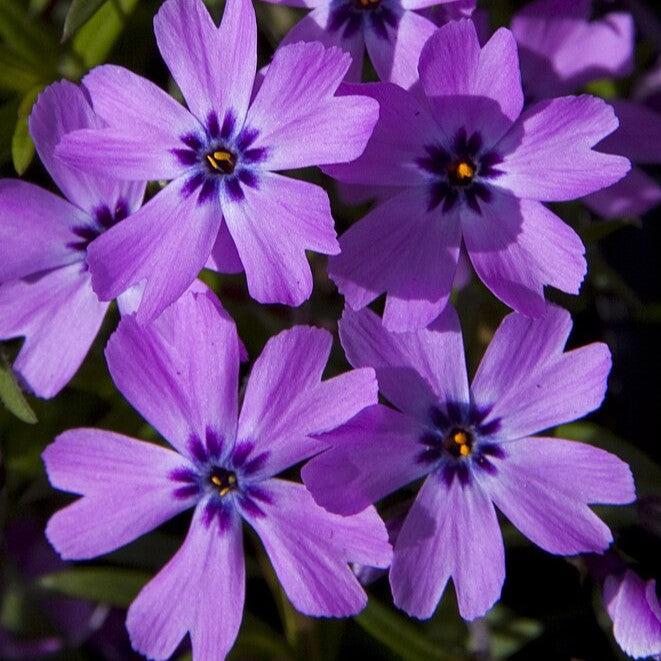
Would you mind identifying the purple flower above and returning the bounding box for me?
[603,568,661,658]
[324,19,630,330]
[260,0,474,90]
[0,81,145,398]
[302,304,635,620]
[55,0,379,324]
[42,290,390,659]
[511,0,661,219]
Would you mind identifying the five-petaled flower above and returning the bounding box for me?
[0,81,145,398]
[324,19,630,331]
[302,304,635,620]
[56,0,379,323]
[42,290,391,660]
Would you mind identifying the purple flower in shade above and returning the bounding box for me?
[259,0,475,90]
[302,304,636,620]
[42,290,390,660]
[603,569,661,658]
[0,81,145,398]
[511,0,661,220]
[323,20,630,331]
[55,0,379,324]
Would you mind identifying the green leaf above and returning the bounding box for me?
[38,568,151,608]
[0,352,37,424]
[230,615,296,660]
[579,219,639,244]
[486,606,542,659]
[355,598,461,661]
[0,46,41,93]
[11,86,41,175]
[63,0,108,41]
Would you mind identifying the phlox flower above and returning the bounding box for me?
[56,0,379,323]
[511,0,661,219]
[259,0,475,89]
[302,304,635,620]
[324,19,630,331]
[0,81,145,398]
[42,290,390,660]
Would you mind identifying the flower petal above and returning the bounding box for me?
[390,473,504,620]
[463,190,586,316]
[339,305,469,419]
[222,172,338,306]
[127,505,245,661]
[238,326,377,477]
[245,42,378,170]
[29,80,145,216]
[0,264,108,398]
[495,95,630,201]
[476,436,629,554]
[302,404,429,516]
[205,223,243,274]
[44,429,193,559]
[243,479,390,617]
[0,180,87,281]
[155,0,256,127]
[329,188,462,332]
[106,290,240,458]
[87,179,221,323]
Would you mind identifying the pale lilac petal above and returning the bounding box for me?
[245,42,378,170]
[364,11,436,90]
[280,5,366,83]
[238,326,377,477]
[205,223,243,274]
[339,305,469,419]
[463,190,586,316]
[302,404,429,516]
[604,571,661,659]
[488,343,611,439]
[391,474,504,620]
[471,306,572,409]
[512,0,634,99]
[222,172,338,306]
[495,95,630,201]
[44,429,193,559]
[87,179,221,323]
[476,438,620,555]
[329,188,461,332]
[323,82,436,186]
[29,80,145,215]
[155,0,256,127]
[597,100,661,164]
[244,479,390,617]
[0,180,87,281]
[127,505,245,661]
[0,264,108,399]
[106,291,239,457]
[582,168,661,219]
[418,21,522,145]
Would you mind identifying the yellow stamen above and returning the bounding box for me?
[213,150,234,163]
[206,154,220,170]
[211,474,223,487]
[453,431,468,446]
[459,444,471,457]
[219,486,231,497]
[456,161,474,180]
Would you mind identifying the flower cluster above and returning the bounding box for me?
[0,0,658,658]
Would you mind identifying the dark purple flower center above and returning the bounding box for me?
[173,109,268,206]
[67,199,129,253]
[328,0,398,40]
[208,467,238,497]
[417,402,505,486]
[418,128,504,215]
[355,0,381,9]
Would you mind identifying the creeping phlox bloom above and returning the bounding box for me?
[511,0,661,219]
[0,81,145,398]
[56,0,379,323]
[260,0,475,89]
[42,291,390,660]
[324,19,630,331]
[302,304,635,620]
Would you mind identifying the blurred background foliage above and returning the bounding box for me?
[0,0,659,659]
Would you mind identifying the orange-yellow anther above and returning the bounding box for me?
[206,150,236,172]
[211,474,222,487]
[459,444,471,457]
[456,161,474,180]
[453,431,469,446]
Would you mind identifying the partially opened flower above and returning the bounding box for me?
[259,0,475,89]
[302,304,635,620]
[0,81,145,398]
[511,0,661,219]
[43,290,390,659]
[324,19,630,330]
[56,0,379,323]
